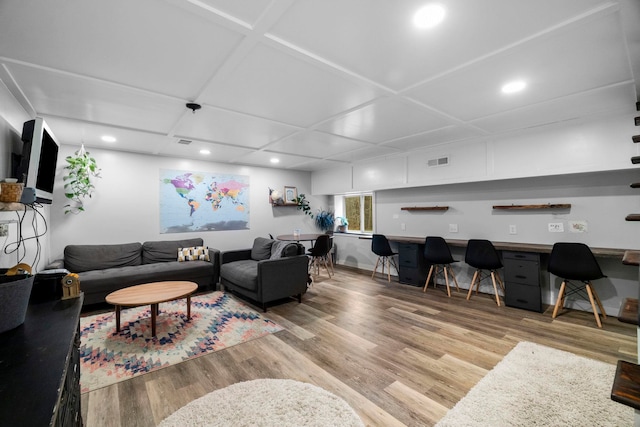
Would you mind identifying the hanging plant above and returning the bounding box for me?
[295,193,314,218]
[63,144,101,214]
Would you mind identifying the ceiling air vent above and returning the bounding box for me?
[427,156,449,168]
[177,139,192,145]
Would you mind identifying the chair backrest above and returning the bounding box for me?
[309,234,331,257]
[548,242,605,281]
[371,234,394,257]
[465,239,502,270]
[424,236,455,264]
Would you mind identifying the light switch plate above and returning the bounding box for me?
[449,224,458,233]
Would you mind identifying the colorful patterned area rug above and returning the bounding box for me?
[80,291,283,393]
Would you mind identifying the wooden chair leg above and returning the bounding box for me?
[467,270,479,300]
[490,271,501,306]
[589,282,607,319]
[585,283,603,328]
[448,266,460,292]
[386,257,391,282]
[552,281,567,319]
[372,257,380,279]
[423,265,435,292]
[495,271,505,293]
[443,265,451,297]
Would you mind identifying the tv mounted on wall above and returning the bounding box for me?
[16,117,60,204]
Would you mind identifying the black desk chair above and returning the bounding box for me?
[548,242,607,328]
[423,236,459,297]
[308,234,332,278]
[465,239,504,306]
[371,234,398,282]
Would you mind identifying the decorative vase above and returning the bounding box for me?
[0,275,34,333]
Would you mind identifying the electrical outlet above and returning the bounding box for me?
[400,223,406,231]
[0,224,8,237]
[509,225,517,235]
[449,224,458,233]
[548,223,564,233]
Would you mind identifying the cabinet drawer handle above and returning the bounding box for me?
[515,275,527,279]
[516,298,528,303]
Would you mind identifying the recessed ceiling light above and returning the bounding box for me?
[413,4,446,29]
[501,80,527,94]
[101,135,116,143]
[199,149,211,155]
[270,158,280,164]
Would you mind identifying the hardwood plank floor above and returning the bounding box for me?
[81,267,637,426]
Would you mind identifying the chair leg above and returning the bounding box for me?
[589,283,607,319]
[552,281,567,319]
[371,257,380,279]
[443,265,451,297]
[448,266,460,292]
[466,270,479,300]
[585,283,603,328]
[386,257,391,282]
[423,265,435,292]
[490,271,501,306]
[494,271,505,293]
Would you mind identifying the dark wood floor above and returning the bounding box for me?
[81,267,637,426]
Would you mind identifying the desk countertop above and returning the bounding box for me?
[382,235,629,259]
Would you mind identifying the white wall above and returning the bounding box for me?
[48,146,328,261]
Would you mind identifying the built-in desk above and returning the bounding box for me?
[385,236,629,259]
[384,236,632,312]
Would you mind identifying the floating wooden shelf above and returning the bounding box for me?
[625,214,640,221]
[492,204,571,210]
[400,206,449,211]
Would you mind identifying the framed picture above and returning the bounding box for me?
[284,186,298,205]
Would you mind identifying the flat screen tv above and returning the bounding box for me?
[17,117,60,204]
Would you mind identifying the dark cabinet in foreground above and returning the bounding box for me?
[0,295,83,426]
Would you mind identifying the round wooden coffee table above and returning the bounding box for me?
[105,281,198,337]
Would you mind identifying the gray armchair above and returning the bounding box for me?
[220,237,309,311]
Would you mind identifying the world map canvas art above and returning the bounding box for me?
[160,169,250,233]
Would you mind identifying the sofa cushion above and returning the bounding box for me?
[178,246,210,262]
[64,242,142,273]
[251,237,274,261]
[220,259,259,291]
[142,238,203,264]
[79,260,214,297]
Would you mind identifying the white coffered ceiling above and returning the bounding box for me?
[1,0,639,171]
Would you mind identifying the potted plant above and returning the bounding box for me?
[63,145,101,214]
[315,210,335,233]
[335,216,349,233]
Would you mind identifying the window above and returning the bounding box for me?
[343,193,373,233]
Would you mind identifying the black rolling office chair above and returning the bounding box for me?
[371,234,398,282]
[423,236,459,297]
[548,242,607,328]
[308,234,332,278]
[465,239,504,306]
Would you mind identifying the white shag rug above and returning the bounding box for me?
[159,379,364,427]
[436,341,633,426]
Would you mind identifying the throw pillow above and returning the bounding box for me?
[251,237,274,260]
[178,246,210,262]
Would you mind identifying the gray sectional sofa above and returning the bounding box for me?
[220,237,309,311]
[48,238,219,305]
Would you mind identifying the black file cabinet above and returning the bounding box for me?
[397,243,429,287]
[503,251,543,312]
